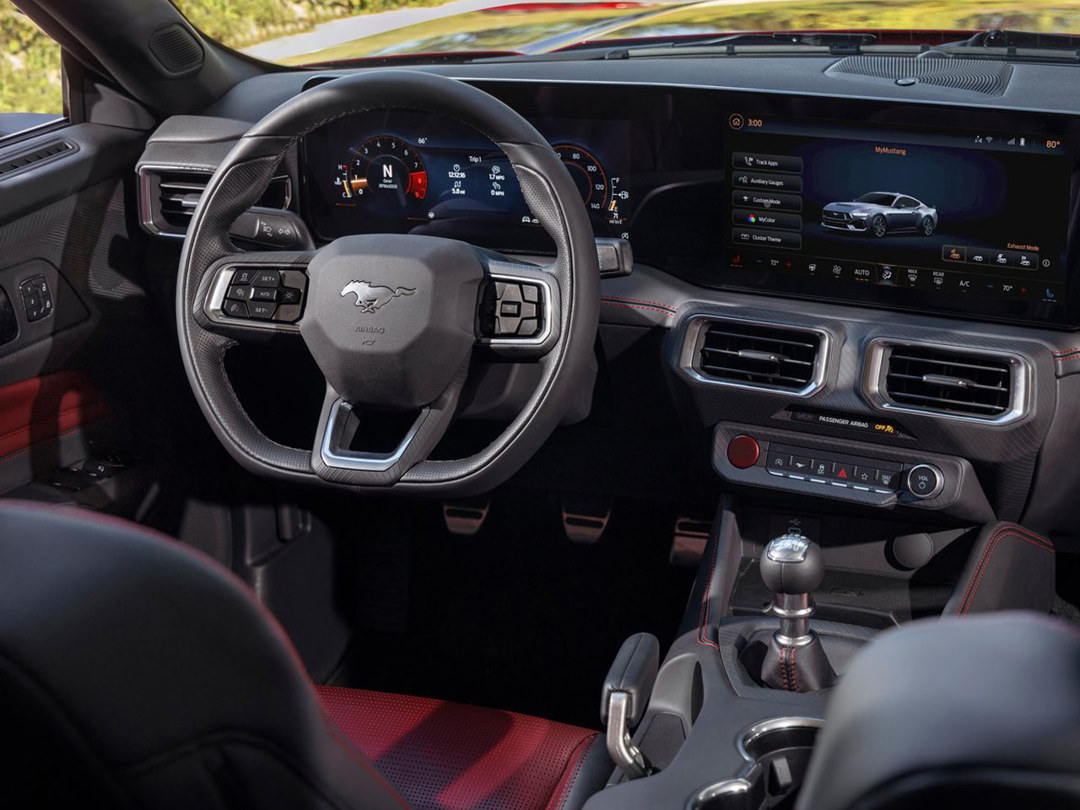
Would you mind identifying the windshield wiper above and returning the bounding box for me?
[673,31,876,54]
[940,29,1080,61]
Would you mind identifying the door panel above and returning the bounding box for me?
[0,121,168,509]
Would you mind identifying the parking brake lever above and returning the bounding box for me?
[601,632,660,779]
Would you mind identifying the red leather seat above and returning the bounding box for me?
[315,687,604,810]
[0,503,611,810]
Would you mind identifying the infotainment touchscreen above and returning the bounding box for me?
[721,110,1073,325]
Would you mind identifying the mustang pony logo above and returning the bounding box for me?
[340,280,416,313]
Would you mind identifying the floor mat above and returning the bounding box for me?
[331,490,697,729]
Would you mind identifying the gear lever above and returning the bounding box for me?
[759,531,836,692]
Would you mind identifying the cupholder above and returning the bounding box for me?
[689,717,823,810]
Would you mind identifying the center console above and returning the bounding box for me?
[584,503,1056,810]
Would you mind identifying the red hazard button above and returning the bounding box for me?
[832,462,854,480]
[727,435,760,469]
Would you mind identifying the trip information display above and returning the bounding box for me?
[721,110,1074,325]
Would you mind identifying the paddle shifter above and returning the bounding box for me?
[759,531,836,692]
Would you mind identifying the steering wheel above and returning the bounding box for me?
[176,71,599,494]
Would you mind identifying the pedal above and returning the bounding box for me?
[669,515,712,567]
[562,495,612,543]
[442,498,489,536]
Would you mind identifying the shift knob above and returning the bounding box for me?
[760,532,824,595]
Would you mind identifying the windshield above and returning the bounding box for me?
[855,193,899,205]
[173,0,1080,65]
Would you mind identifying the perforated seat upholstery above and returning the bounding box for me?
[315,687,603,810]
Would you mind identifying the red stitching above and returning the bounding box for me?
[958,524,1053,615]
[957,525,1053,616]
[780,646,789,691]
[600,300,675,317]
[791,645,798,692]
[1052,347,1080,358]
[697,536,721,650]
[601,294,676,311]
[0,426,85,465]
[552,733,601,810]
[0,403,101,445]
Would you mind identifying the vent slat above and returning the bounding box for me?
[885,372,1007,393]
[883,345,1012,418]
[148,171,291,236]
[697,321,821,391]
[888,354,1009,376]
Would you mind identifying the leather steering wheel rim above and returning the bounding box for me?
[176,70,599,495]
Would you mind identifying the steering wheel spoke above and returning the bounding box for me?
[199,251,314,336]
[475,253,562,360]
[312,360,468,485]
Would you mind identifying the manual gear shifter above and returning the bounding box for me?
[759,531,836,692]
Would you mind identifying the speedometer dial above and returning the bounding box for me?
[554,144,610,216]
[344,135,428,209]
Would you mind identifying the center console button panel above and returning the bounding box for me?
[765,442,903,495]
[712,422,993,523]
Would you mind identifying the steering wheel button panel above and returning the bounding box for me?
[208,265,308,329]
[481,279,545,338]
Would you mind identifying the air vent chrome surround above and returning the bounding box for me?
[137,166,292,238]
[679,315,829,397]
[864,339,1030,425]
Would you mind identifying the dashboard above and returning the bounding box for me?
[299,82,1079,328]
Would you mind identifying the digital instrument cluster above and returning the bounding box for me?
[301,109,635,253]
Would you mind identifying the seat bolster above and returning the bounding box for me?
[0,502,410,810]
[795,613,1080,810]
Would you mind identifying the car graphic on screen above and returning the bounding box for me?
[821,192,938,237]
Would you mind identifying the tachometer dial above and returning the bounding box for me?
[554,144,610,216]
[345,135,428,209]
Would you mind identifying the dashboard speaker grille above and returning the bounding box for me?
[148,24,204,75]
[826,57,1013,95]
[697,321,822,392]
[883,345,1013,418]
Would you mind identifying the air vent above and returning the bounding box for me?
[0,140,76,180]
[826,56,1013,95]
[159,172,208,231]
[876,342,1022,421]
[690,319,825,394]
[140,169,291,237]
[148,24,204,75]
